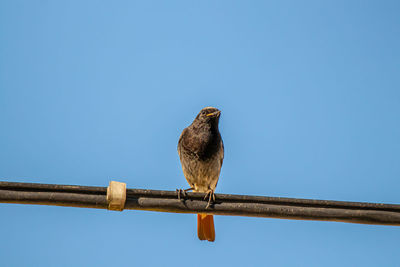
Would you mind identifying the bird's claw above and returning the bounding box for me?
[176,188,194,201]
[204,190,215,209]
[176,189,186,201]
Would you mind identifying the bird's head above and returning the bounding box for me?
[194,107,221,125]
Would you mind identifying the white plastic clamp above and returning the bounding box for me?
[106,181,127,211]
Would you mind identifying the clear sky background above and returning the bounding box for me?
[1,1,399,266]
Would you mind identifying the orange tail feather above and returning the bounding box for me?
[197,214,215,242]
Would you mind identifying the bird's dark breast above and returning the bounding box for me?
[180,128,221,161]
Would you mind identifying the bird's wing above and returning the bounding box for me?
[177,127,187,158]
[220,139,224,166]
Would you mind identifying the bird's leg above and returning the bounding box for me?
[176,187,194,201]
[204,189,215,209]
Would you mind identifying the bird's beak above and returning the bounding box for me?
[206,110,221,117]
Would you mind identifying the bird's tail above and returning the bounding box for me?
[197,214,215,242]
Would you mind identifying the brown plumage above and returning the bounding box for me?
[178,107,224,242]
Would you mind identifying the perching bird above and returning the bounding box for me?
[177,107,224,242]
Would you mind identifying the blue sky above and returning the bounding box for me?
[1,1,399,266]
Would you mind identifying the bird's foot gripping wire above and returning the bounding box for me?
[204,190,216,209]
[176,188,194,201]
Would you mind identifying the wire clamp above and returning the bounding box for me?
[107,181,126,211]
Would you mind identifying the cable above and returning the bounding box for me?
[1,181,399,226]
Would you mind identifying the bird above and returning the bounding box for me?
[177,107,224,242]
